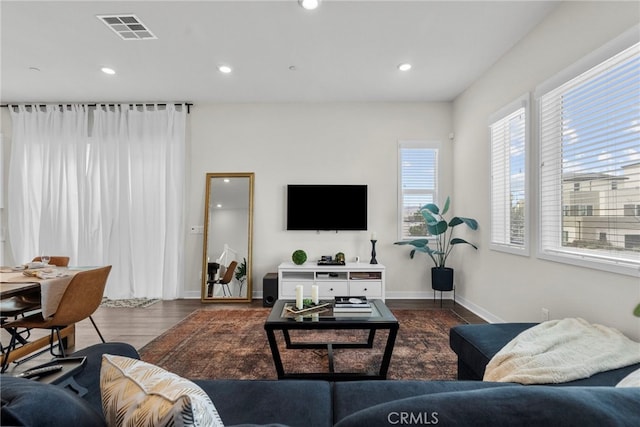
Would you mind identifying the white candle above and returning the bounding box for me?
[371,232,377,241]
[311,285,319,304]
[296,285,304,309]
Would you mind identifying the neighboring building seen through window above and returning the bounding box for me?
[538,40,639,274]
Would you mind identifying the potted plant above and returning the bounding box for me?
[235,258,247,295]
[394,196,478,292]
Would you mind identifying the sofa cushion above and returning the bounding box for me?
[100,354,224,427]
[449,323,537,380]
[334,386,640,427]
[332,380,517,424]
[0,376,106,427]
[194,379,333,427]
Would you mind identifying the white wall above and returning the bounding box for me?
[185,103,454,299]
[451,1,640,339]
[0,103,453,298]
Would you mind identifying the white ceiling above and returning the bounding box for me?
[1,0,560,104]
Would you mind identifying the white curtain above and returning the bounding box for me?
[8,104,186,299]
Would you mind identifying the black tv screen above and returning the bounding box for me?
[287,185,368,231]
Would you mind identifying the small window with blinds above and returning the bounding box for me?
[398,141,439,240]
[489,94,529,255]
[537,40,639,276]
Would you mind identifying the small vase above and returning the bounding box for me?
[431,267,454,291]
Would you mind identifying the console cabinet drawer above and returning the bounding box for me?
[280,282,312,298]
[280,281,349,298]
[315,281,348,298]
[349,281,382,298]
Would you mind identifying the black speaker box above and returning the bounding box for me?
[263,273,278,307]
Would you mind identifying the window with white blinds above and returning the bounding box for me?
[398,141,439,240]
[489,94,529,255]
[537,41,640,276]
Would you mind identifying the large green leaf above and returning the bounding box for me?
[422,203,439,215]
[634,303,640,317]
[450,238,478,250]
[441,196,450,215]
[394,239,429,248]
[421,210,438,225]
[449,217,463,227]
[448,217,478,230]
[459,217,479,230]
[427,220,448,236]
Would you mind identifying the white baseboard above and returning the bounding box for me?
[385,290,454,300]
[181,290,262,300]
[453,294,505,324]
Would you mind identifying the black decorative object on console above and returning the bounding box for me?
[370,240,378,264]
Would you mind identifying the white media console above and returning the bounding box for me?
[278,262,386,301]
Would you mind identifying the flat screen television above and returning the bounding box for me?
[287,185,368,231]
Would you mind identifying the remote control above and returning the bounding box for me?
[16,364,63,379]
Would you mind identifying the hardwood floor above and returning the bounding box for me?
[2,298,484,374]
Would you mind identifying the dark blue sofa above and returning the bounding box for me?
[2,341,639,426]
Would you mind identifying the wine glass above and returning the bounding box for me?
[41,255,51,265]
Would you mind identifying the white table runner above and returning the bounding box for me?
[0,269,81,317]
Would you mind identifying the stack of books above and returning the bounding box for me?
[333,296,372,313]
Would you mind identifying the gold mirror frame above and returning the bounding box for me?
[201,172,254,303]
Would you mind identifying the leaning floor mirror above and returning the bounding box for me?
[201,172,254,303]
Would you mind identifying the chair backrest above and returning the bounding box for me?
[220,261,238,285]
[48,266,111,326]
[32,256,70,267]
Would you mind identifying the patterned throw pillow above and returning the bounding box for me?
[100,354,224,427]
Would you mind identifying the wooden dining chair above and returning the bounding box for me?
[215,261,237,297]
[1,266,112,371]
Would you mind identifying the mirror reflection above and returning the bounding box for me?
[202,173,253,302]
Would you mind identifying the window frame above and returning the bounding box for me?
[397,140,440,241]
[488,93,531,256]
[534,27,640,277]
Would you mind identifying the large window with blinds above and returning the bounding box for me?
[537,40,639,276]
[398,141,439,240]
[489,94,529,255]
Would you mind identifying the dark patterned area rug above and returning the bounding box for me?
[139,308,466,381]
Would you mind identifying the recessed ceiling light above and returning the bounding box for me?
[216,204,223,208]
[101,67,116,75]
[218,65,232,74]
[299,0,320,11]
[398,63,412,71]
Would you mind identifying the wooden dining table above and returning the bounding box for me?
[0,267,96,367]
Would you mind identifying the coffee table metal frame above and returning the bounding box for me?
[264,299,399,381]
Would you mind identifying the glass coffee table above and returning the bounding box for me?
[264,299,399,381]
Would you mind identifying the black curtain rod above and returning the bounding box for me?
[1,103,192,114]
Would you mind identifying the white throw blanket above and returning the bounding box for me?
[484,318,640,384]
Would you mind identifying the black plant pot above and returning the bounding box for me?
[431,267,454,291]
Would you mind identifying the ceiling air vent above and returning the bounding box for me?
[97,14,157,40]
